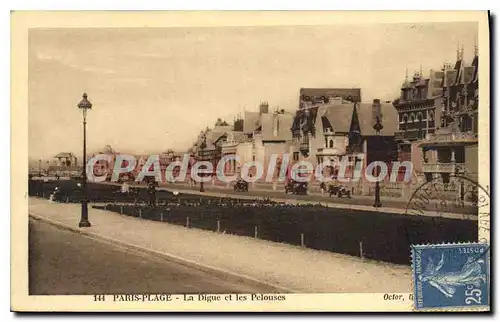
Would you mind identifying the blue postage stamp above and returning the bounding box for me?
[411,243,490,311]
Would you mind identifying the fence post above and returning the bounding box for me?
[217,219,220,233]
[359,241,364,259]
[139,209,142,218]
[160,212,164,222]
[301,233,305,247]
[254,225,258,238]
[120,205,123,214]
[186,216,190,228]
[66,197,69,203]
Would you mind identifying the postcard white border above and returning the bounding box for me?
[11,10,490,312]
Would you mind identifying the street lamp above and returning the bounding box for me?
[78,92,92,227]
[373,116,383,208]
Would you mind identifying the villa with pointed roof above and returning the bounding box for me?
[289,93,399,181]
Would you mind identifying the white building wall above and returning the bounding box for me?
[235,142,253,172]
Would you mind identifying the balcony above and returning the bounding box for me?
[421,131,478,147]
[425,131,478,142]
[422,162,466,174]
[318,147,342,156]
[300,140,309,151]
[221,141,238,154]
[395,129,425,141]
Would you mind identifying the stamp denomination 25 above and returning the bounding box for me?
[412,243,490,311]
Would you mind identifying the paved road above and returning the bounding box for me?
[29,219,278,295]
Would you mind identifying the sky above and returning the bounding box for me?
[28,22,478,159]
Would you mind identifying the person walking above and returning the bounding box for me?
[147,181,157,207]
[121,181,129,194]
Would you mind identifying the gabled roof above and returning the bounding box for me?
[453,59,463,85]
[298,100,398,137]
[357,102,399,136]
[260,112,293,141]
[229,131,248,143]
[472,54,479,82]
[243,111,260,134]
[317,103,354,133]
[321,115,333,131]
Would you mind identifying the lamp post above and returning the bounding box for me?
[78,92,92,227]
[373,116,383,208]
[199,133,207,193]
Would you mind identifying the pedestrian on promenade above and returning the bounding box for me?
[147,181,157,207]
[121,181,129,194]
[320,182,326,195]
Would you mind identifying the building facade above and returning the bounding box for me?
[392,68,445,172]
[417,47,479,198]
[289,89,399,184]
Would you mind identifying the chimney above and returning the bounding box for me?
[372,99,382,125]
[259,102,269,114]
[233,117,244,132]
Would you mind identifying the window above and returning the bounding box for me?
[410,113,415,123]
[293,152,299,161]
[417,112,423,123]
[329,140,334,148]
[252,155,256,161]
[428,111,435,122]
[403,114,408,123]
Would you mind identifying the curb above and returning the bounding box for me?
[29,212,298,294]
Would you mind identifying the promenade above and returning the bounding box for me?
[100,180,476,220]
[29,197,412,293]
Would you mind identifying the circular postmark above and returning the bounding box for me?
[405,174,490,250]
[406,174,490,218]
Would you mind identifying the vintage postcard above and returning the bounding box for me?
[11,11,490,312]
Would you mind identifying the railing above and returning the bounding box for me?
[320,147,340,155]
[395,130,425,141]
[425,132,478,142]
[422,163,466,173]
[221,141,238,154]
[300,140,309,151]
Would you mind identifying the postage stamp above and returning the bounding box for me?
[412,243,490,311]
